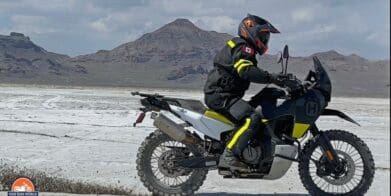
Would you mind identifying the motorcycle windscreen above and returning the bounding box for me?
[313,56,332,102]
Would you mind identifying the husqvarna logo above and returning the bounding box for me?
[305,101,319,117]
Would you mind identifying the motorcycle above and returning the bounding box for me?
[132,45,375,195]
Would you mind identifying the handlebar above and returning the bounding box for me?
[275,72,317,99]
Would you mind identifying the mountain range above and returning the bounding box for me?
[0,19,389,97]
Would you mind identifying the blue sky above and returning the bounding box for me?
[0,0,389,60]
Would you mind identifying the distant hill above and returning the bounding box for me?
[0,19,389,97]
[0,32,87,83]
[69,18,231,87]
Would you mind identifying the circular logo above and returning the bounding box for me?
[11,177,35,192]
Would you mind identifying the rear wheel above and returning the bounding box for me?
[299,130,375,195]
[136,130,208,195]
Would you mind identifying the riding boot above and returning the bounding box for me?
[218,148,249,171]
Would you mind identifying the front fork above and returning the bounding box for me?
[310,124,340,167]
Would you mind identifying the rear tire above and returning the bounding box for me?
[299,130,375,195]
[136,130,208,196]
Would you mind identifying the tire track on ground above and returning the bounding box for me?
[0,129,138,144]
[0,119,154,128]
[0,129,58,138]
[42,95,63,109]
[1,96,34,109]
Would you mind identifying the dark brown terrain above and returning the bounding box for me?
[0,19,389,97]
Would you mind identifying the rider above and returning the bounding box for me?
[203,14,286,170]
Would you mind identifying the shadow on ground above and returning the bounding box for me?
[197,193,309,196]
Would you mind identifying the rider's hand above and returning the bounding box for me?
[285,79,305,98]
[270,73,305,98]
[270,73,289,87]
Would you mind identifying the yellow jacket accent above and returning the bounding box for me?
[233,59,253,73]
[227,39,236,48]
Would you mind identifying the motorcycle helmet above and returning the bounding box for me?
[238,14,280,55]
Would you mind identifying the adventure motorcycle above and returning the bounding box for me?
[132,45,375,195]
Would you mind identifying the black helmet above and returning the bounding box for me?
[238,14,280,55]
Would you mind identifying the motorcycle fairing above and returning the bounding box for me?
[169,105,234,140]
[264,58,331,139]
[264,89,326,139]
[313,56,332,102]
[321,108,360,126]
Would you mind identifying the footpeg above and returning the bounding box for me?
[218,169,232,176]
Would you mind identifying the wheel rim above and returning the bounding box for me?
[309,140,365,194]
[150,140,194,187]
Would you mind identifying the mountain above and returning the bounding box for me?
[0,19,389,97]
[0,32,87,84]
[69,18,231,86]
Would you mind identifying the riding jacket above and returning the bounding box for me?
[204,37,274,110]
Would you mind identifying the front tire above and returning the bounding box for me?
[136,130,208,196]
[299,130,375,195]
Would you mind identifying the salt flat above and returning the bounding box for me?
[0,85,389,195]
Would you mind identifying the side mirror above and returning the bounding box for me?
[282,45,289,74]
[276,51,284,74]
[283,45,289,59]
[276,51,283,63]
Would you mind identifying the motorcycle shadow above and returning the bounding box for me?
[197,193,309,196]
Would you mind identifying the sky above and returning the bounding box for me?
[0,0,389,60]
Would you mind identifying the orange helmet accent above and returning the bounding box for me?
[240,28,248,38]
[244,19,254,28]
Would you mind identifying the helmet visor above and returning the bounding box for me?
[258,30,270,45]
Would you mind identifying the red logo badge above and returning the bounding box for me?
[11,177,35,192]
[242,45,254,56]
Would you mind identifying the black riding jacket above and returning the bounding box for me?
[204,37,274,110]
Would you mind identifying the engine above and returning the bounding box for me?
[242,145,262,165]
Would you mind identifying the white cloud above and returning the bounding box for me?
[8,15,58,34]
[194,16,236,33]
[367,31,390,47]
[291,7,314,24]
[90,18,111,33]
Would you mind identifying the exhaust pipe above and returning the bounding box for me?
[153,114,200,145]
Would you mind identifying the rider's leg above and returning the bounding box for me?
[218,99,265,170]
[230,112,263,156]
[249,87,281,118]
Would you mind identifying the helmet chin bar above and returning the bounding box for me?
[256,39,268,55]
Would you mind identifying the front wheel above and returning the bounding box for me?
[136,130,208,196]
[299,130,375,195]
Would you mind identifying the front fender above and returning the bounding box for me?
[321,108,360,126]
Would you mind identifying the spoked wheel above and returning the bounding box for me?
[299,130,375,196]
[136,130,208,196]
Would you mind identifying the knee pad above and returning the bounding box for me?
[248,112,263,133]
[250,112,262,121]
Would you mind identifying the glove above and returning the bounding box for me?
[269,73,289,87]
[270,73,305,98]
[286,79,305,98]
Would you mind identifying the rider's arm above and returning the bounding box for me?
[231,44,274,84]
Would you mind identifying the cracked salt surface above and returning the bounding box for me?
[0,85,389,195]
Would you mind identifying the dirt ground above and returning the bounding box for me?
[0,85,389,195]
